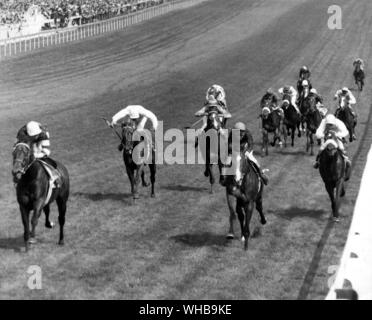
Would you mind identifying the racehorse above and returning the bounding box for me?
[120,120,156,202]
[335,98,357,142]
[199,106,227,193]
[281,94,301,147]
[353,63,365,91]
[298,86,311,131]
[12,142,69,252]
[305,95,322,155]
[224,151,266,250]
[260,102,283,156]
[318,131,349,221]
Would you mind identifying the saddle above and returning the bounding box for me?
[38,158,62,205]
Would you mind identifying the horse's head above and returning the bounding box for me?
[206,107,222,131]
[324,130,339,156]
[12,142,33,184]
[261,106,271,120]
[121,120,137,153]
[281,99,290,111]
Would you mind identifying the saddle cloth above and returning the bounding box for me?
[38,160,61,205]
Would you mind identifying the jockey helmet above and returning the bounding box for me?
[310,88,317,94]
[325,114,337,126]
[301,65,308,71]
[342,87,349,94]
[26,121,42,137]
[266,88,274,95]
[129,109,140,119]
[234,122,246,131]
[302,80,309,87]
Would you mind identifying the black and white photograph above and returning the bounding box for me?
[0,0,371,303]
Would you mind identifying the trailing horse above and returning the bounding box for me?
[281,94,301,147]
[305,96,322,155]
[353,64,365,91]
[12,143,69,252]
[224,151,266,250]
[318,131,350,221]
[260,104,283,156]
[120,121,156,203]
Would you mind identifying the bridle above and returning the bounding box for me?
[12,142,34,176]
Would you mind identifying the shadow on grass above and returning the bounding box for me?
[162,184,208,192]
[0,235,24,252]
[170,232,228,247]
[279,149,310,156]
[270,207,325,220]
[73,192,132,202]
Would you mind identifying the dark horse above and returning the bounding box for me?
[335,100,357,142]
[353,64,365,91]
[318,131,350,221]
[281,94,301,147]
[224,151,266,250]
[260,102,283,156]
[120,120,156,203]
[199,106,227,193]
[12,143,69,252]
[304,95,322,155]
[298,85,311,131]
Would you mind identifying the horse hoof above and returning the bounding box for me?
[142,182,150,187]
[241,236,245,242]
[58,240,64,246]
[204,170,209,177]
[226,233,234,240]
[45,221,55,229]
[28,238,37,244]
[151,193,155,198]
[261,218,267,225]
[332,217,340,223]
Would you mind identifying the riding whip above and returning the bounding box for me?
[101,117,122,141]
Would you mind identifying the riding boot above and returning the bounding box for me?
[313,153,320,169]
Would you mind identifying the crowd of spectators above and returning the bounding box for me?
[0,0,166,29]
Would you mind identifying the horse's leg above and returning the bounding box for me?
[242,201,254,251]
[262,130,268,156]
[149,163,156,198]
[310,132,314,156]
[44,204,54,229]
[126,165,138,202]
[141,170,149,187]
[306,129,310,152]
[209,164,215,193]
[255,194,266,225]
[56,196,67,245]
[226,190,236,239]
[334,180,344,220]
[236,202,245,242]
[291,126,295,147]
[30,200,44,244]
[20,205,30,252]
[325,183,336,219]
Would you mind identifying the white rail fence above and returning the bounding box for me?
[326,145,372,300]
[0,0,207,59]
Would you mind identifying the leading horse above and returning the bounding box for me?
[281,94,301,147]
[353,63,365,91]
[304,95,322,155]
[120,120,156,203]
[335,99,357,142]
[224,150,266,250]
[12,143,69,252]
[318,131,350,221]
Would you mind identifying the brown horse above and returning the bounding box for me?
[318,132,349,221]
[260,104,283,156]
[224,151,266,250]
[120,121,156,203]
[12,142,69,252]
[305,96,322,155]
[353,64,365,91]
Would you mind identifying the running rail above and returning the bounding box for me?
[326,145,372,300]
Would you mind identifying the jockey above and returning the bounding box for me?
[353,58,364,70]
[278,85,301,115]
[260,88,279,110]
[205,84,227,108]
[297,78,313,99]
[16,121,51,160]
[195,95,231,135]
[15,121,60,187]
[334,87,357,117]
[313,114,351,174]
[299,65,311,81]
[222,122,268,201]
[110,105,158,151]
